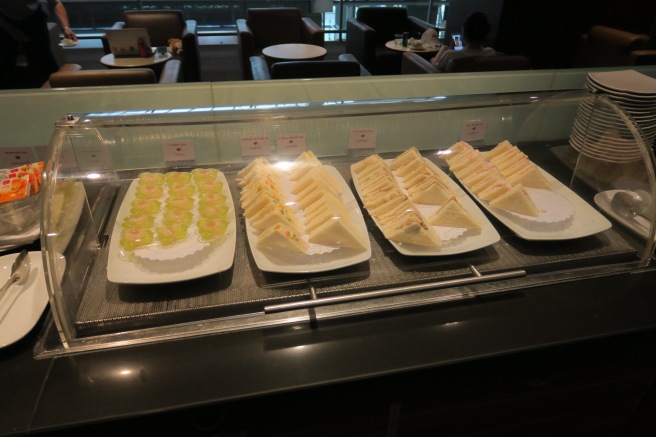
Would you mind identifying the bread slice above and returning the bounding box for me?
[484,140,514,161]
[357,158,389,181]
[237,157,276,180]
[449,150,482,173]
[471,172,505,195]
[390,147,422,170]
[358,161,393,184]
[243,190,284,218]
[296,186,342,210]
[427,196,481,229]
[401,169,437,190]
[408,179,453,205]
[454,157,488,180]
[352,154,383,174]
[240,174,283,203]
[478,180,514,201]
[251,203,303,235]
[295,178,341,207]
[489,183,540,216]
[289,151,323,181]
[499,156,532,178]
[496,153,528,175]
[241,183,281,211]
[505,163,551,189]
[305,202,353,233]
[363,188,405,210]
[309,216,367,250]
[441,141,474,162]
[376,198,416,222]
[382,210,442,247]
[257,223,308,253]
[305,198,351,223]
[461,164,498,188]
[489,147,520,167]
[360,171,396,193]
[293,165,341,194]
[238,162,280,188]
[394,156,427,178]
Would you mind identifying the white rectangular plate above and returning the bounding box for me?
[245,166,371,274]
[352,159,500,256]
[461,161,611,241]
[107,172,236,284]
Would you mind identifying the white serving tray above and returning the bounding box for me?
[352,158,500,256]
[461,161,611,240]
[245,166,371,273]
[107,172,236,284]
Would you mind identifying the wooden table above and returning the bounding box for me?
[262,43,327,62]
[385,40,441,54]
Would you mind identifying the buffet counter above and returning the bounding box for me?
[2,263,656,435]
[1,68,656,435]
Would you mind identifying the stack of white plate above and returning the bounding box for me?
[569,70,656,163]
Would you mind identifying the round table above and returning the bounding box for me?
[100,51,172,68]
[262,44,327,62]
[385,40,441,54]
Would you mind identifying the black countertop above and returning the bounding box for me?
[2,264,656,436]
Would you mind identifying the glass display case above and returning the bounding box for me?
[35,89,656,357]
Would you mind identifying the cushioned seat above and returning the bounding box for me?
[401,52,531,74]
[250,54,370,80]
[102,10,201,82]
[237,8,324,80]
[43,60,181,88]
[345,7,436,75]
[573,25,656,67]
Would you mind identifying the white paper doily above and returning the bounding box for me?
[504,188,574,223]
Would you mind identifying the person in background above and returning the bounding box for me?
[0,0,78,89]
[430,11,496,72]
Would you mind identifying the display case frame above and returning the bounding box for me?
[35,89,656,357]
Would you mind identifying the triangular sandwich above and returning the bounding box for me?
[427,196,481,229]
[489,183,540,216]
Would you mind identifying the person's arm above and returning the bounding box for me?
[50,0,77,41]
[430,42,453,64]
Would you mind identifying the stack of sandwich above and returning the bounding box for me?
[442,140,551,217]
[353,147,482,248]
[238,152,367,254]
[238,157,307,253]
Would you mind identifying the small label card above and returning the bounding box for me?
[75,145,114,171]
[461,119,486,142]
[1,147,37,167]
[276,133,306,156]
[348,128,377,149]
[163,140,196,166]
[240,135,271,157]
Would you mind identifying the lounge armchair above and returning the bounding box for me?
[573,25,656,67]
[43,60,181,88]
[345,7,436,75]
[250,54,370,80]
[102,10,201,82]
[237,8,324,80]
[401,52,531,74]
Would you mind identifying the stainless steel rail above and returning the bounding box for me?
[265,268,526,313]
